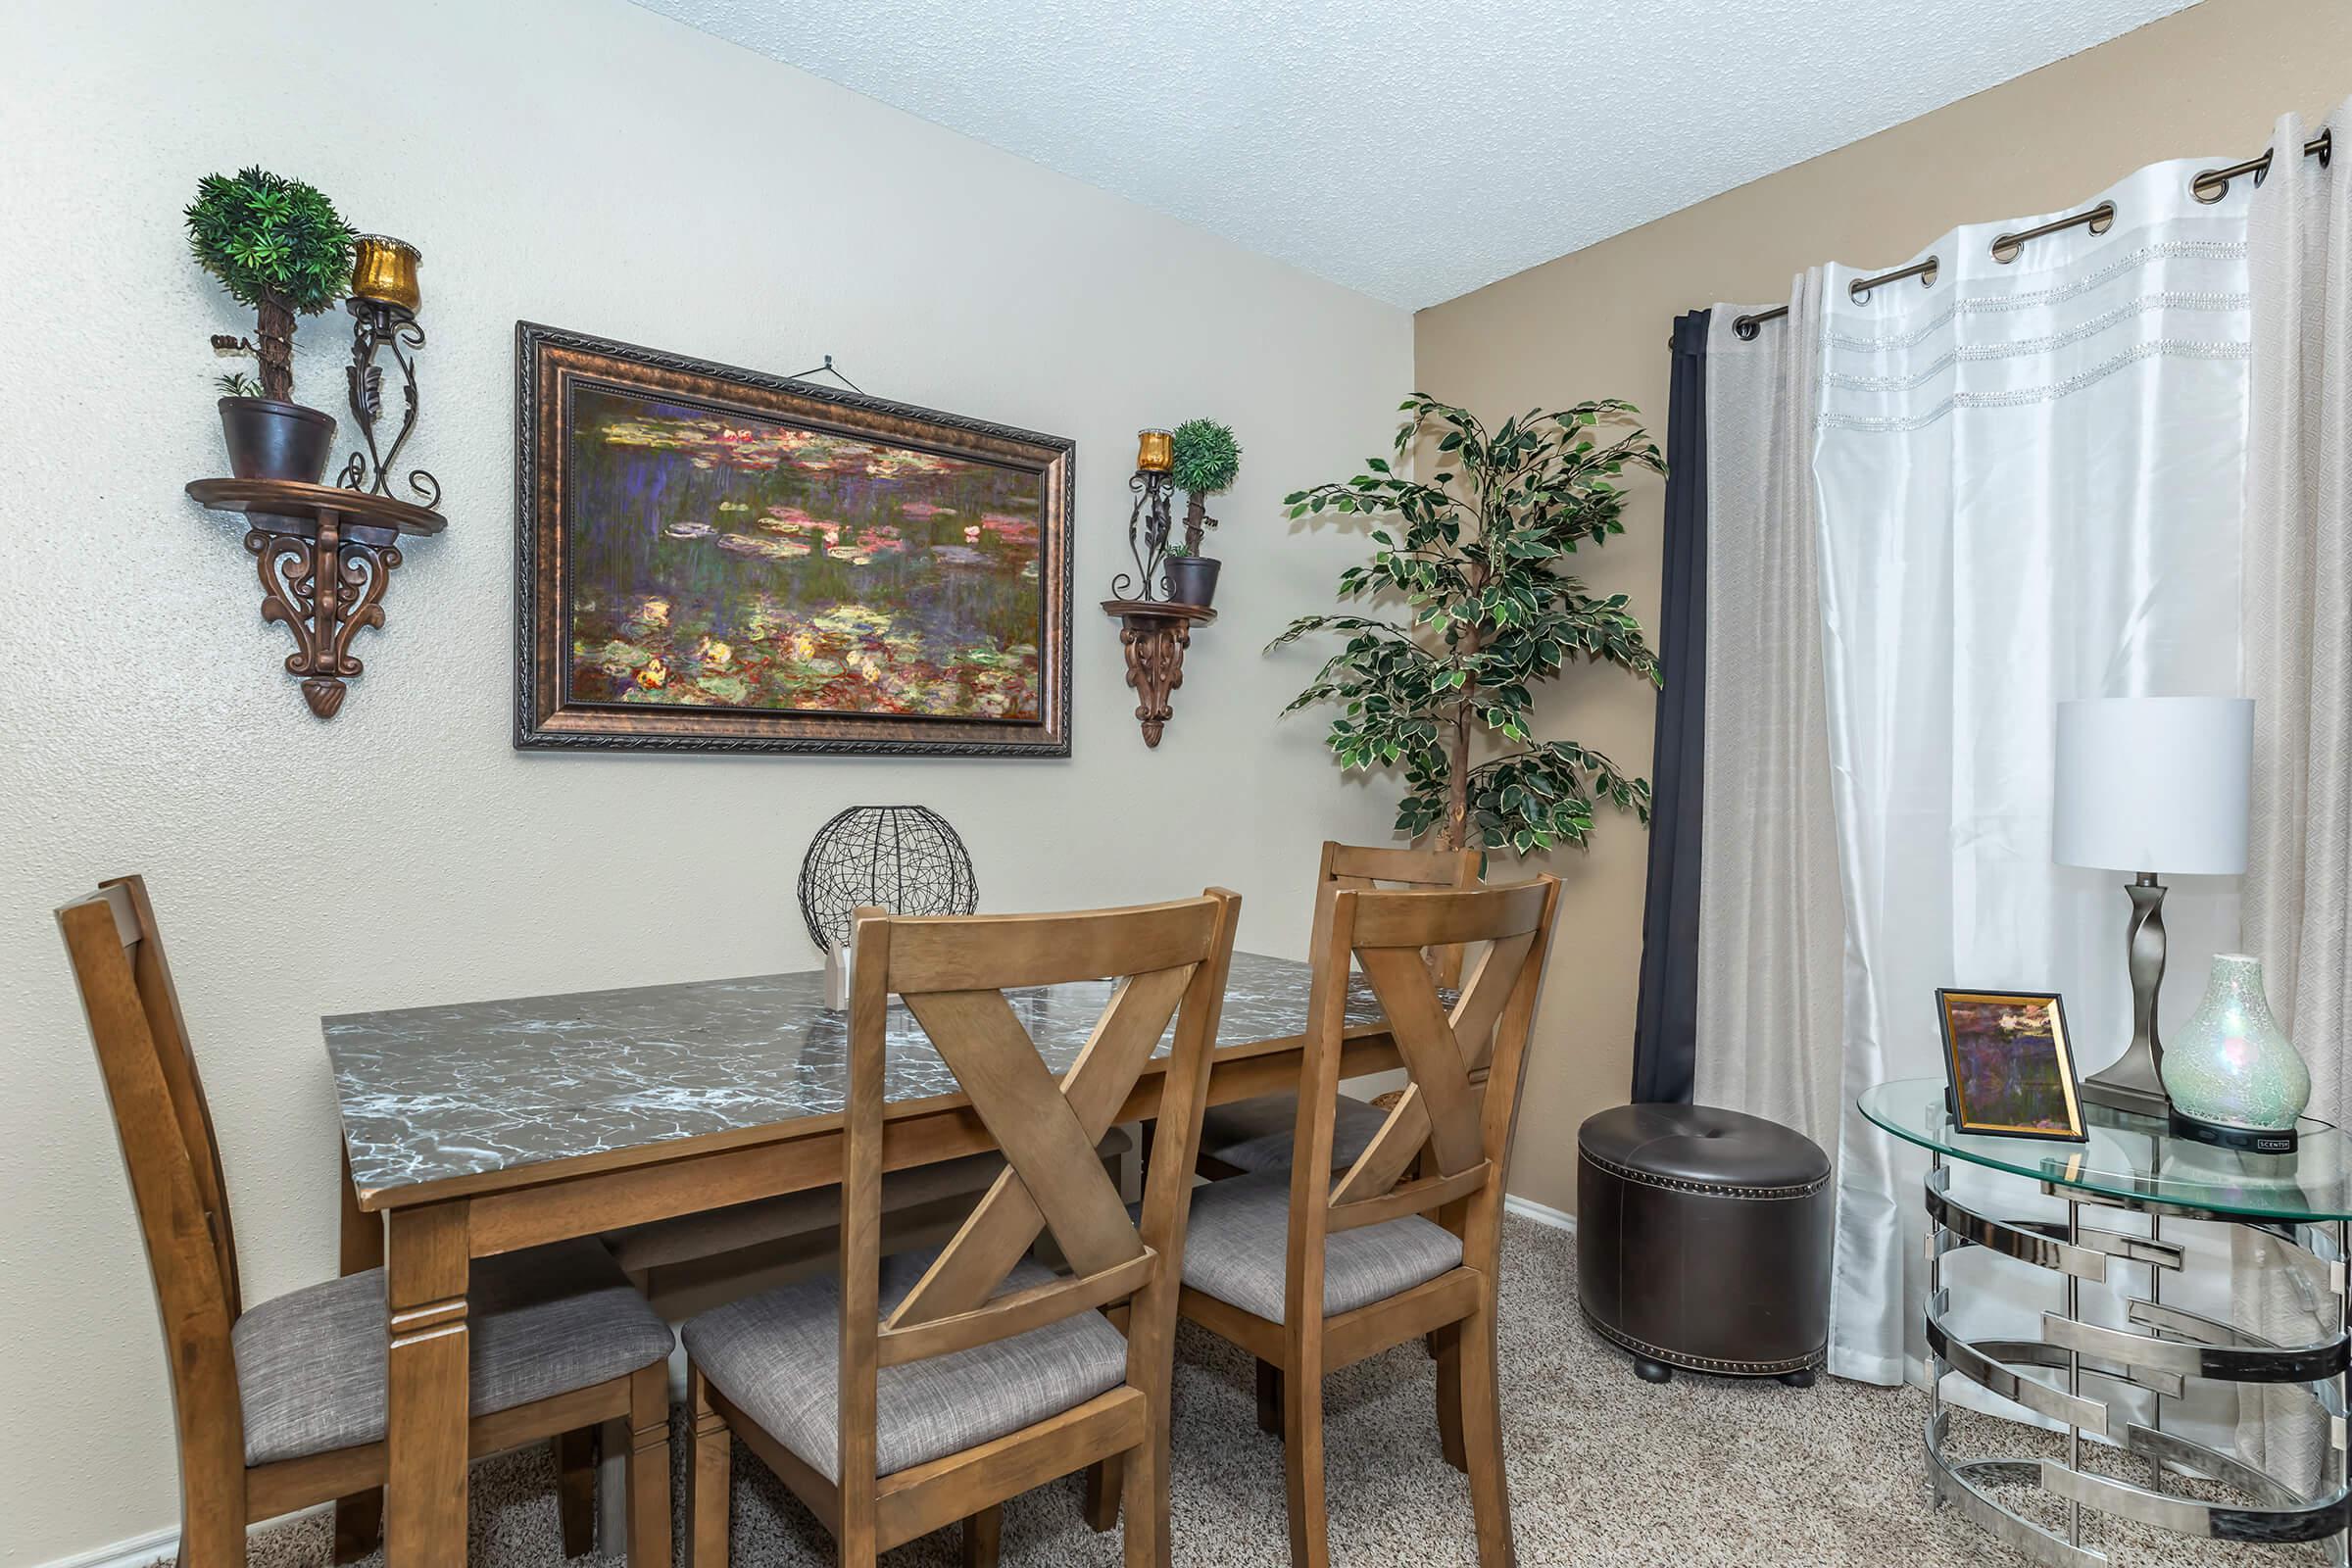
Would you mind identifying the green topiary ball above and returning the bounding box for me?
[185,168,355,314]
[1169,418,1242,496]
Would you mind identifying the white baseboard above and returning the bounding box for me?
[31,1525,176,1568]
[1503,1193,1576,1233]
[37,1503,327,1568]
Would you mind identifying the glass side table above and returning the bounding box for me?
[1860,1078,2352,1567]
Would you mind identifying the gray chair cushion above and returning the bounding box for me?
[682,1248,1129,1481]
[233,1238,674,1466]
[605,1131,1130,1274]
[1199,1092,1391,1174]
[1180,1170,1463,1323]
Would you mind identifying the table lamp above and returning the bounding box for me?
[2051,697,2253,1118]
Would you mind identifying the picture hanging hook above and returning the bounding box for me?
[787,353,863,394]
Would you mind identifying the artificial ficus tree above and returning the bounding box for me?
[1269,393,1664,856]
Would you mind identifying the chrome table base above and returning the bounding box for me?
[1922,1156,2351,1565]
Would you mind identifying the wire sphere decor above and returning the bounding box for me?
[798,806,978,952]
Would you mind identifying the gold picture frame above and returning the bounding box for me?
[1935,988,2086,1142]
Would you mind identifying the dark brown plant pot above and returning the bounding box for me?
[218,397,337,484]
[1163,555,1221,608]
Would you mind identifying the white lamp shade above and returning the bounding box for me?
[2052,697,2252,875]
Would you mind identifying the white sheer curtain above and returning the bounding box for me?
[1693,274,1845,1155]
[2234,96,2349,1485]
[1811,159,2251,1382]
[2241,96,2351,1138]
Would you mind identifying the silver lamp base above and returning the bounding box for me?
[2078,873,2173,1121]
[2079,1041,2171,1119]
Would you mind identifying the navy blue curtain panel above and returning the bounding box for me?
[1630,310,1710,1104]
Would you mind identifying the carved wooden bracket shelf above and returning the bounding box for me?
[1102,599,1214,748]
[186,477,447,717]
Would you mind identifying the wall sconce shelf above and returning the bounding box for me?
[1101,599,1214,748]
[186,477,446,718]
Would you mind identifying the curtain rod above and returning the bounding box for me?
[1729,128,2331,341]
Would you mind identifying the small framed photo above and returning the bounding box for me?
[1935,989,2086,1142]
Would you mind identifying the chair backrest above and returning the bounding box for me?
[1286,877,1561,1319]
[835,889,1240,1488]
[58,875,247,1520]
[1318,841,1483,987]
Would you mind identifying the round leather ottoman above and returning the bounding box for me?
[1576,1103,1832,1385]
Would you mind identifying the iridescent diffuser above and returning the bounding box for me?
[2160,954,2308,1133]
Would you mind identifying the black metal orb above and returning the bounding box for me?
[798,806,977,952]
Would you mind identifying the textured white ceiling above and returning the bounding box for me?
[629,0,2200,309]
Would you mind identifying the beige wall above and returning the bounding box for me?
[1414,0,2352,1218]
[0,3,1409,1561]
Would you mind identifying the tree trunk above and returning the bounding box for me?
[1182,493,1209,556]
[1443,624,1483,852]
[255,292,297,404]
[1444,703,1471,852]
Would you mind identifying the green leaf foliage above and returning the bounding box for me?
[185,168,355,315]
[1168,417,1242,496]
[1267,392,1665,857]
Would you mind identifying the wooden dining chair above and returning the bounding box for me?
[1177,876,1560,1568]
[681,890,1241,1568]
[1196,841,1483,1180]
[58,876,677,1568]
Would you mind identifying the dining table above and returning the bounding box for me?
[324,949,1409,1567]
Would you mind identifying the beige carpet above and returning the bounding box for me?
[240,1216,2330,1567]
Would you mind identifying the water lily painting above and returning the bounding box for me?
[518,324,1071,755]
[1935,989,2084,1142]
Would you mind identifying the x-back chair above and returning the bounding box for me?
[683,890,1241,1567]
[1179,876,1561,1568]
[1196,841,1483,1180]
[58,875,676,1568]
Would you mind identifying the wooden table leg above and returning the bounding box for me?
[1083,1452,1123,1533]
[961,1502,1003,1567]
[557,1428,598,1557]
[597,1416,630,1552]
[336,1148,386,1564]
[1085,1301,1131,1531]
[386,1201,470,1568]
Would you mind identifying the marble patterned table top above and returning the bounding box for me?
[327,951,1385,1196]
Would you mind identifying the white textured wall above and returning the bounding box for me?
[0,3,1407,1559]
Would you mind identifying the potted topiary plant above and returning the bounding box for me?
[186,168,355,484]
[1163,417,1240,607]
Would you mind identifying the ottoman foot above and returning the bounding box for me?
[1634,1357,1674,1384]
[1778,1368,1817,1389]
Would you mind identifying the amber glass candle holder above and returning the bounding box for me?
[1136,428,1173,473]
[350,234,422,312]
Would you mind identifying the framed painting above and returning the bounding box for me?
[516,323,1072,755]
[1934,988,2086,1142]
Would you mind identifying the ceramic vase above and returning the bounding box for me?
[2159,953,2308,1132]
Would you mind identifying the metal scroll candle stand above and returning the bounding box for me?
[339,235,441,508]
[1102,428,1215,748]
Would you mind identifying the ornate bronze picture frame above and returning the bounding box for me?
[516,322,1073,756]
